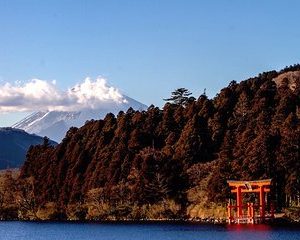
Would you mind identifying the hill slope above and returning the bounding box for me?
[20,65,300,220]
[0,128,57,169]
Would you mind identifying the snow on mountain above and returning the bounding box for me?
[12,95,147,142]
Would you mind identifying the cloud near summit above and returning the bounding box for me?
[0,77,128,113]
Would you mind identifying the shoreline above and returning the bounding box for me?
[0,218,299,227]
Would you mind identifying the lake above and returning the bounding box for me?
[0,222,299,240]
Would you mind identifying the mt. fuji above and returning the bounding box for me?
[12,96,147,142]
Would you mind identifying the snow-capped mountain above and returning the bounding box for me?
[12,96,147,142]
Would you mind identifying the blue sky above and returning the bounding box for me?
[1,0,300,126]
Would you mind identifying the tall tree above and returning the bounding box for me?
[164,88,194,106]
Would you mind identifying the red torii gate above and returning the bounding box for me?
[227,179,274,224]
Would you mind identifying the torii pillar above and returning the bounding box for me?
[259,186,265,220]
[236,186,242,219]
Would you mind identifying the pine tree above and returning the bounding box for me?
[164,88,194,106]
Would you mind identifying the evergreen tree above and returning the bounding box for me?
[164,88,194,106]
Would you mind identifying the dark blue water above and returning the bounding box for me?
[0,222,299,240]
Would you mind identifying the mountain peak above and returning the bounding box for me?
[13,95,147,142]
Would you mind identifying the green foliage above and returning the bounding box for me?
[164,88,194,106]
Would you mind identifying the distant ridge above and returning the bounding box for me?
[0,127,57,169]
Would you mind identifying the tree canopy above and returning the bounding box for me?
[18,65,300,220]
[164,88,195,106]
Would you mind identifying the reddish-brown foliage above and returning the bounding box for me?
[20,65,300,213]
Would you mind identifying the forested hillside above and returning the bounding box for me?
[18,65,300,220]
[0,128,56,169]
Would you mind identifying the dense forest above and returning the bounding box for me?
[2,65,300,221]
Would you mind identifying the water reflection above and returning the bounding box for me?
[226,224,273,240]
[227,224,272,231]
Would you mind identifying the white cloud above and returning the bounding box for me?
[0,77,128,113]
